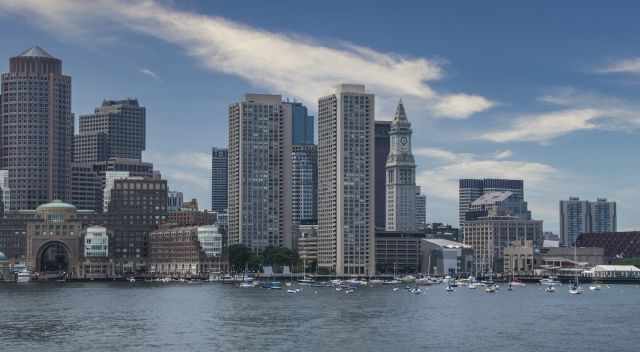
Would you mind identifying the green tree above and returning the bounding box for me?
[228,244,251,273]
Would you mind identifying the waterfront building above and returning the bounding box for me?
[375,230,424,274]
[374,121,392,229]
[1,47,73,209]
[503,240,536,276]
[149,225,221,277]
[538,246,604,267]
[227,94,293,252]
[0,170,10,211]
[459,179,524,229]
[464,215,543,275]
[0,218,26,261]
[26,200,83,278]
[75,99,145,162]
[415,187,427,231]
[108,177,167,274]
[583,265,640,281]
[419,238,474,276]
[292,144,317,224]
[385,100,417,232]
[560,197,617,246]
[297,224,318,265]
[318,84,375,275]
[197,225,223,258]
[576,231,640,261]
[80,225,113,279]
[167,191,184,213]
[210,147,228,212]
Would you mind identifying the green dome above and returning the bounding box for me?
[0,251,7,261]
[36,199,76,211]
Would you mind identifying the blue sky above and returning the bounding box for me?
[1,0,640,232]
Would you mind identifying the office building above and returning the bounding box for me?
[374,121,392,229]
[560,197,617,247]
[291,144,317,224]
[227,94,293,252]
[103,171,130,212]
[84,226,110,257]
[375,230,424,274]
[385,100,417,232]
[459,179,524,228]
[1,47,73,209]
[297,224,318,265]
[0,170,10,211]
[75,99,145,162]
[415,186,427,230]
[210,147,228,212]
[286,101,314,145]
[70,164,101,211]
[317,84,375,275]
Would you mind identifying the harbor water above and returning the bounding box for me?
[1,282,640,351]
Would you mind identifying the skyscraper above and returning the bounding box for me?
[1,47,73,209]
[415,186,427,230]
[458,179,524,228]
[210,148,228,212]
[559,197,617,246]
[75,99,146,163]
[291,144,317,224]
[228,94,293,252]
[287,101,314,145]
[374,121,392,229]
[317,84,375,275]
[0,170,10,211]
[385,100,417,232]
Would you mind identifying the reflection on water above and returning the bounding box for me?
[1,282,640,352]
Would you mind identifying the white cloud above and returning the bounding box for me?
[430,93,495,119]
[414,147,473,163]
[139,68,160,80]
[493,150,512,159]
[0,0,493,119]
[480,108,601,143]
[144,151,211,197]
[597,58,640,74]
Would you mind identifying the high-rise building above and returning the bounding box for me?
[415,186,427,230]
[210,147,228,212]
[385,100,417,232]
[317,84,375,275]
[70,164,100,211]
[75,99,146,163]
[559,197,617,247]
[292,144,317,224]
[458,179,524,228]
[0,170,10,211]
[227,94,293,252]
[103,171,130,212]
[590,198,617,233]
[1,47,73,209]
[287,101,314,145]
[374,121,392,229]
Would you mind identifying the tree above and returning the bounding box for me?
[228,244,251,273]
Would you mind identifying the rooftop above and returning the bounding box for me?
[424,238,471,249]
[471,191,513,206]
[36,199,76,211]
[17,46,55,59]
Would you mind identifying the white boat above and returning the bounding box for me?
[287,289,301,294]
[383,279,401,285]
[16,271,31,283]
[128,277,136,283]
[589,285,601,291]
[539,278,561,286]
[545,286,556,293]
[344,289,355,294]
[239,282,255,288]
[335,287,343,292]
[446,284,455,292]
[416,277,436,286]
[509,281,527,287]
[285,282,292,287]
[298,277,316,286]
[369,279,384,285]
[400,275,416,283]
[392,287,400,292]
[409,288,423,295]
[485,285,497,293]
[568,245,584,295]
[569,285,584,294]
[468,283,479,290]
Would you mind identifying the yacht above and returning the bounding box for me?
[485,285,497,293]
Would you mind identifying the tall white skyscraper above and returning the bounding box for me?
[385,100,417,232]
[227,94,293,252]
[317,84,375,275]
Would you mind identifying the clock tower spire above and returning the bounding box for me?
[385,99,417,231]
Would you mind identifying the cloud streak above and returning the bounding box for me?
[0,0,493,119]
[597,58,640,74]
[140,68,160,80]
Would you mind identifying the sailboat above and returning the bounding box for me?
[569,243,584,295]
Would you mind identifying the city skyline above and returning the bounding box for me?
[1,1,639,232]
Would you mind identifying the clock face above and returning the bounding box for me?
[400,136,408,146]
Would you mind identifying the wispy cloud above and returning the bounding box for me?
[139,68,160,81]
[479,88,640,143]
[596,58,640,74]
[0,0,494,119]
[144,151,211,197]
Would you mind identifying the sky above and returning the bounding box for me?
[1,0,640,233]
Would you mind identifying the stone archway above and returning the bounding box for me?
[36,241,73,275]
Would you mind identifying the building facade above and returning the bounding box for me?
[167,191,184,213]
[375,230,423,274]
[227,94,293,252]
[420,238,474,276]
[374,121,392,229]
[292,144,317,224]
[75,99,146,162]
[560,197,617,247]
[210,147,228,212]
[385,100,416,232]
[287,101,314,145]
[590,198,617,233]
[459,179,524,229]
[415,186,427,230]
[317,84,375,275]
[576,231,640,261]
[1,47,73,210]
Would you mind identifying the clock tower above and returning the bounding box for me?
[385,100,417,231]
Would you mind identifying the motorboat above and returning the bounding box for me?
[485,285,497,293]
[589,285,601,291]
[545,286,556,293]
[287,288,301,294]
[344,289,355,294]
[416,277,436,286]
[392,287,400,292]
[222,275,235,284]
[408,288,423,295]
[128,277,136,283]
[239,282,255,288]
[509,280,527,287]
[369,279,384,285]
